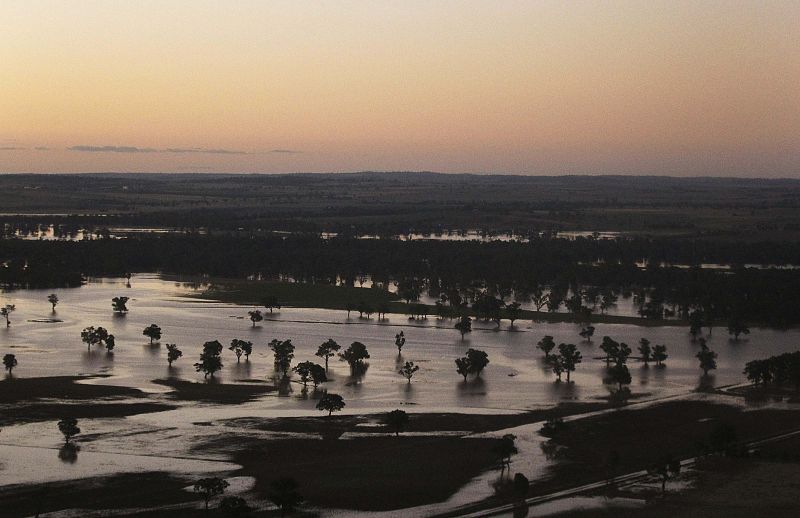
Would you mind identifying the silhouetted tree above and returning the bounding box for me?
[48,293,59,312]
[455,315,472,340]
[339,341,370,371]
[689,310,704,339]
[638,338,652,366]
[395,331,406,353]
[3,353,17,374]
[293,361,322,387]
[193,477,229,511]
[315,339,340,371]
[0,304,15,327]
[166,343,183,366]
[248,310,263,327]
[316,392,345,416]
[229,339,252,363]
[194,340,224,378]
[466,348,489,377]
[506,301,522,326]
[399,361,419,383]
[81,326,112,351]
[143,324,162,344]
[727,314,750,340]
[579,326,595,342]
[653,344,668,366]
[696,341,717,376]
[600,336,619,366]
[269,339,295,377]
[557,343,582,382]
[455,357,471,381]
[608,362,632,390]
[58,417,80,444]
[384,409,409,436]
[537,335,556,358]
[308,363,327,387]
[111,296,129,313]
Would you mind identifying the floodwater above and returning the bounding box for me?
[1,274,799,514]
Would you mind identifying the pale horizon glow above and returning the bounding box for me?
[1,1,799,176]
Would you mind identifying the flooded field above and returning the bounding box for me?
[1,274,798,515]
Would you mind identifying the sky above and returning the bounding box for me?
[1,1,799,176]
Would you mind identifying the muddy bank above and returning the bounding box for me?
[0,376,144,404]
[152,378,276,404]
[0,472,198,518]
[224,402,607,436]
[533,400,800,496]
[221,435,501,511]
[0,401,177,426]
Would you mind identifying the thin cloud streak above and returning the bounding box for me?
[70,145,250,155]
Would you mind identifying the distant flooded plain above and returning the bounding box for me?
[1,274,798,514]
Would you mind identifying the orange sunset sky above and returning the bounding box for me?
[1,1,799,176]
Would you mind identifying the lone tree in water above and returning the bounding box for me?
[696,341,717,376]
[193,477,229,511]
[248,309,263,327]
[194,340,224,378]
[339,341,370,371]
[638,338,653,366]
[384,409,409,436]
[267,478,304,517]
[608,362,632,391]
[3,353,17,374]
[166,343,183,366]
[557,343,582,382]
[142,324,162,344]
[262,295,281,314]
[727,314,750,341]
[455,315,472,340]
[111,296,129,314]
[269,339,295,377]
[537,335,556,358]
[58,417,80,444]
[316,392,345,416]
[48,293,59,312]
[395,331,406,353]
[316,339,341,371]
[653,344,668,366]
[0,304,15,327]
[399,361,419,383]
[579,326,595,342]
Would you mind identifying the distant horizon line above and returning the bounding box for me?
[0,170,799,182]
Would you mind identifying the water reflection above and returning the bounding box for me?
[232,361,252,379]
[58,443,80,464]
[456,377,487,399]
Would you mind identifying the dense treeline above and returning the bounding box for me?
[3,234,800,326]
